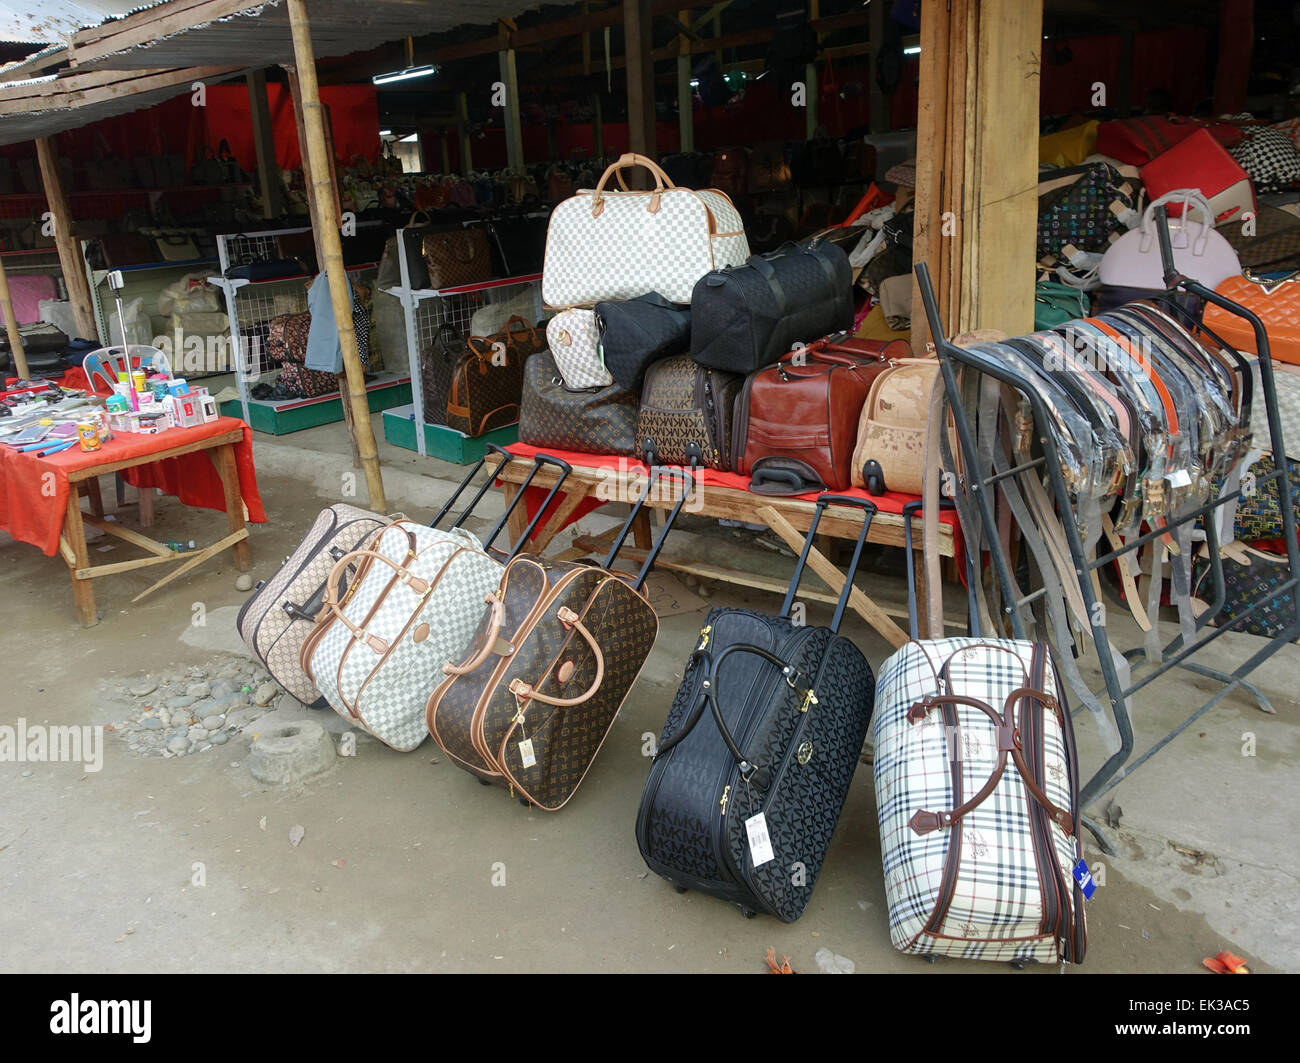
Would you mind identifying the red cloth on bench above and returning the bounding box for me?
[503,442,963,557]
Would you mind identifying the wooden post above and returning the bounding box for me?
[909,0,1039,349]
[677,8,694,152]
[0,255,30,379]
[247,69,283,219]
[624,0,656,166]
[499,47,524,170]
[806,0,821,139]
[285,66,324,262]
[35,137,96,341]
[286,0,387,513]
[456,92,473,175]
[439,130,451,174]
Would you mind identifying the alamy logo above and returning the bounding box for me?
[50,995,151,1043]
[0,718,104,772]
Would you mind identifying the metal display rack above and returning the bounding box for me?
[383,220,543,457]
[209,226,381,425]
[914,210,1300,854]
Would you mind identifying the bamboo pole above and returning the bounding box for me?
[35,137,97,341]
[0,255,30,379]
[286,0,387,512]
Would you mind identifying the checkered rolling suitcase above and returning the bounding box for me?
[636,495,878,921]
[872,637,1088,964]
[298,448,575,751]
[236,504,388,706]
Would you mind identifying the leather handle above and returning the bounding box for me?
[320,548,439,654]
[508,609,606,707]
[443,593,506,676]
[591,153,673,216]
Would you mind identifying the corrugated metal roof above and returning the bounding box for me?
[0,2,148,45]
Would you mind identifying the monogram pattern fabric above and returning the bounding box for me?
[445,318,543,436]
[637,354,741,469]
[236,505,386,704]
[1194,546,1298,640]
[1036,162,1135,262]
[519,349,638,456]
[423,226,492,289]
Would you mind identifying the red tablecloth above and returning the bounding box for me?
[504,443,963,558]
[0,416,267,557]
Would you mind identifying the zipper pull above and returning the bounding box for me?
[719,784,730,816]
[696,624,712,651]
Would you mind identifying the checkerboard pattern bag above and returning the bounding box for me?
[542,153,749,308]
[301,520,503,752]
[873,638,1088,964]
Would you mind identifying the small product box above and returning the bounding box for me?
[199,394,219,423]
[166,379,189,398]
[168,391,205,428]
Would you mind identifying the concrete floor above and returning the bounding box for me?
[1,422,1294,973]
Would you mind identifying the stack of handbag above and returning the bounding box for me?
[420,316,545,435]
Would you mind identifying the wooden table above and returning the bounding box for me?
[487,450,959,649]
[61,428,252,626]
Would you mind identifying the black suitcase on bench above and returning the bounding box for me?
[635,494,878,921]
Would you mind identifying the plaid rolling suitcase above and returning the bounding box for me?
[872,636,1088,963]
[236,504,388,706]
[427,464,694,810]
[636,495,878,921]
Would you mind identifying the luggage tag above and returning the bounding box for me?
[518,738,536,769]
[745,812,775,868]
[1072,857,1097,900]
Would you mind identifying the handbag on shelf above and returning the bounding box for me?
[275,231,319,276]
[94,234,158,269]
[445,317,542,436]
[546,308,612,390]
[420,323,464,426]
[423,225,492,290]
[542,153,750,307]
[1142,128,1256,226]
[519,348,638,455]
[709,148,749,201]
[276,362,340,398]
[192,145,224,185]
[1202,271,1300,366]
[145,228,201,262]
[746,141,792,194]
[1098,190,1242,292]
[267,312,313,364]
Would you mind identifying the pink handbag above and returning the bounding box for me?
[1099,190,1242,291]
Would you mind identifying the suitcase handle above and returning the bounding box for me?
[507,608,605,707]
[906,687,1074,837]
[779,494,877,634]
[600,464,698,591]
[443,593,506,677]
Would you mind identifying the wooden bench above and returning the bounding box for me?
[486,447,960,650]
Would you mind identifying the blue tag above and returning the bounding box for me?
[1073,858,1096,899]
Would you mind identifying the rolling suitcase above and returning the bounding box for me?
[636,495,879,921]
[427,463,696,810]
[873,506,1088,963]
[295,448,574,750]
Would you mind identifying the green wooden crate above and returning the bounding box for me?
[219,378,412,435]
[382,403,518,464]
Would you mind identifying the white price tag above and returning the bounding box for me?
[518,738,536,769]
[745,812,775,867]
[1166,469,1193,488]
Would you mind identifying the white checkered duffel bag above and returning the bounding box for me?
[301,520,502,751]
[547,308,612,389]
[542,153,750,308]
[873,638,1088,965]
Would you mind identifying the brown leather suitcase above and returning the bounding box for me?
[734,335,910,490]
[426,466,694,811]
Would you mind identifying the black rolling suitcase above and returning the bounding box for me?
[635,495,878,921]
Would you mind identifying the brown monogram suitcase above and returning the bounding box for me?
[426,465,695,810]
[637,353,742,470]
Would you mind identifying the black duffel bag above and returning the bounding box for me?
[595,292,692,394]
[689,238,852,374]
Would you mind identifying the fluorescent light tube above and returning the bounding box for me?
[372,64,437,85]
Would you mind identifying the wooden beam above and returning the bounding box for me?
[499,46,524,170]
[246,69,283,219]
[0,66,240,116]
[456,91,473,175]
[624,0,657,163]
[286,0,387,513]
[0,255,30,378]
[35,137,97,341]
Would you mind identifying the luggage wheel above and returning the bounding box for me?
[478,778,493,786]
[862,459,886,496]
[1008,958,1032,971]
[518,796,531,807]
[740,907,757,920]
[922,954,939,964]
[673,885,689,895]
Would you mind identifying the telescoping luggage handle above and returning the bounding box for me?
[429,443,574,561]
[600,449,699,592]
[656,495,877,782]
